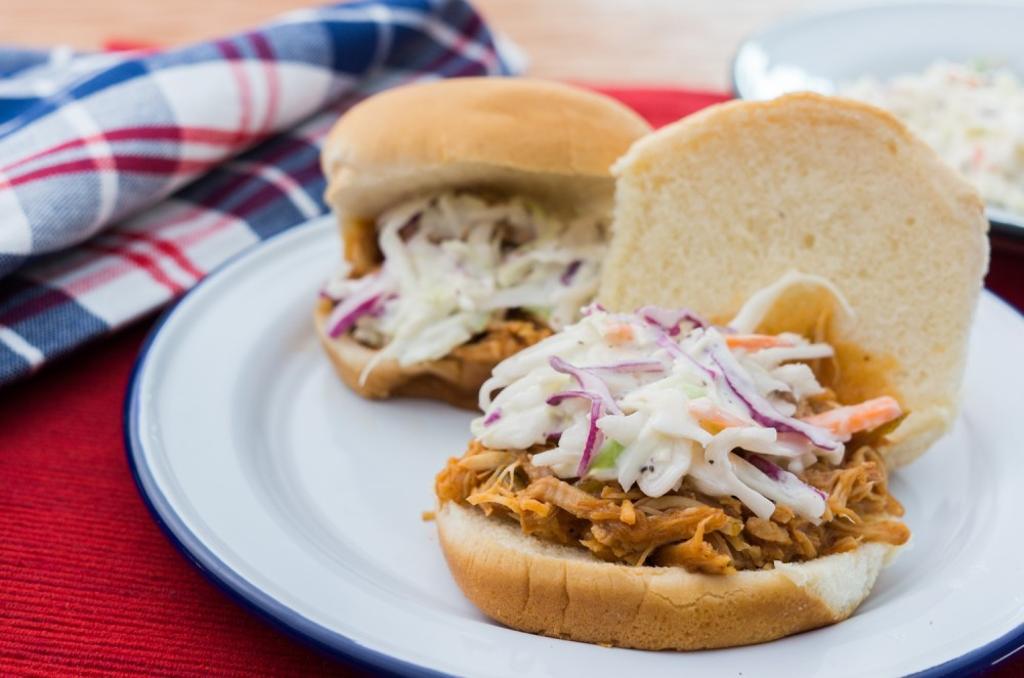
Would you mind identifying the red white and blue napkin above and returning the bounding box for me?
[0,0,516,385]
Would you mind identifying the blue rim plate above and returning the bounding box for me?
[125,217,1024,676]
[124,218,445,678]
[729,1,1024,241]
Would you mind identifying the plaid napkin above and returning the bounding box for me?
[0,0,516,386]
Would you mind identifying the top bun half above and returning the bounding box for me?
[321,77,652,218]
[599,93,989,468]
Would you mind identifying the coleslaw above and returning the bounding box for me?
[471,273,903,524]
[322,192,606,380]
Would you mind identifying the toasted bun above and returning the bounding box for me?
[321,77,652,219]
[437,502,897,650]
[599,93,989,468]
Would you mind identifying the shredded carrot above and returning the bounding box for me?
[802,396,902,438]
[688,399,749,430]
[725,334,794,350]
[604,323,635,345]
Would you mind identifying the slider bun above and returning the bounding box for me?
[321,77,652,219]
[599,93,989,468]
[437,502,897,650]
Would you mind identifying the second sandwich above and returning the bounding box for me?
[315,78,651,409]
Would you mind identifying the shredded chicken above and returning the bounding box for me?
[451,319,553,366]
[342,218,380,277]
[435,440,910,575]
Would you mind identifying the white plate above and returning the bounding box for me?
[127,217,1024,677]
[730,2,1024,239]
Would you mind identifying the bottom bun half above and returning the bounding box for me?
[314,304,546,410]
[315,306,483,410]
[436,502,897,650]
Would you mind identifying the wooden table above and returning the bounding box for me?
[0,0,845,90]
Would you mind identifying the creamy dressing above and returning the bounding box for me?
[322,192,606,381]
[472,276,857,523]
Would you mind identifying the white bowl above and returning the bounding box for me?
[731,2,1024,239]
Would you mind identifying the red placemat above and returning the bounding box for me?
[1,87,1022,677]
